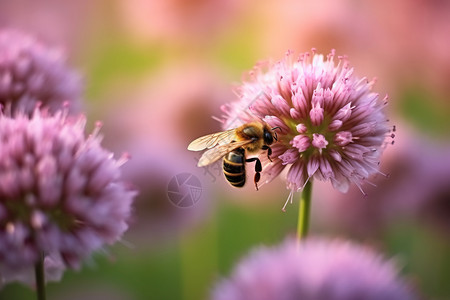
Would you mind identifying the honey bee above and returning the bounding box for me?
[188,122,279,190]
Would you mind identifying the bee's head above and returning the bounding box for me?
[264,126,281,145]
[263,126,280,145]
[263,129,273,145]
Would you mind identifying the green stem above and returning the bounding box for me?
[297,180,313,240]
[180,212,218,300]
[34,252,46,300]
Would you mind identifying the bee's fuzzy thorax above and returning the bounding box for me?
[235,122,266,153]
[244,140,265,153]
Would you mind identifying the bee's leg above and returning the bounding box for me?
[246,157,262,190]
[261,145,273,162]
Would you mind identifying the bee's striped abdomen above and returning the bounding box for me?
[223,148,246,187]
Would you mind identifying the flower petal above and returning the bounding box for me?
[286,160,305,191]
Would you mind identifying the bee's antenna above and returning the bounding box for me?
[271,126,281,141]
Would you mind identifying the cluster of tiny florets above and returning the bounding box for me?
[212,238,416,300]
[221,50,391,199]
[0,109,135,284]
[0,29,135,287]
[0,29,82,115]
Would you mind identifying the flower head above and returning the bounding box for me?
[0,108,135,285]
[221,50,390,199]
[212,237,416,300]
[0,29,82,115]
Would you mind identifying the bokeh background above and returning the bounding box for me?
[1,0,450,299]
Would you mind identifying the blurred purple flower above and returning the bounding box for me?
[221,50,390,200]
[1,253,65,286]
[315,125,450,237]
[0,108,135,286]
[0,29,82,115]
[212,237,417,300]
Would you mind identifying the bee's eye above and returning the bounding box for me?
[264,131,274,144]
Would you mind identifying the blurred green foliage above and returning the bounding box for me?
[400,86,450,137]
[84,39,166,99]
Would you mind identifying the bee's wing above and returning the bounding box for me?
[187,129,237,151]
[197,140,252,167]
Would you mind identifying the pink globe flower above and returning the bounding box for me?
[220,50,391,202]
[0,108,135,285]
[0,29,82,115]
[212,237,417,300]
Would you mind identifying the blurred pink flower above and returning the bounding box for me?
[117,0,243,44]
[258,0,450,101]
[102,64,231,149]
[0,108,135,285]
[363,0,450,98]
[0,29,82,115]
[220,50,390,201]
[212,237,417,300]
